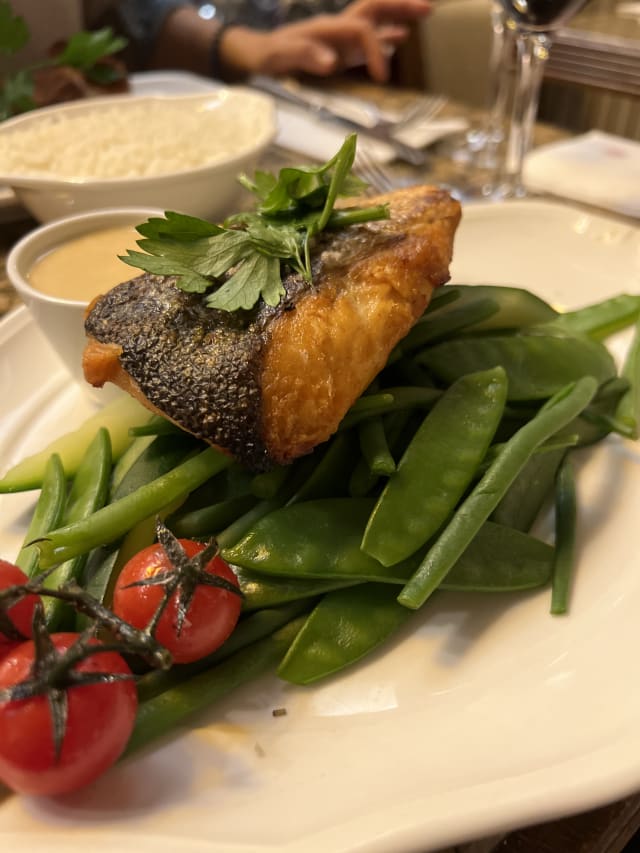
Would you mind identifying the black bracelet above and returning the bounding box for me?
[209,23,230,81]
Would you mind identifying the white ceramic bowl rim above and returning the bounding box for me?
[0,88,277,188]
[7,206,165,308]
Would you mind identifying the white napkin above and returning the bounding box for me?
[275,102,468,164]
[275,102,396,163]
[523,131,640,218]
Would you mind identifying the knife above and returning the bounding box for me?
[251,75,429,167]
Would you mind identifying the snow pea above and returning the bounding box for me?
[110,432,201,501]
[558,376,632,446]
[616,316,640,440]
[236,566,357,611]
[442,521,553,591]
[41,428,112,628]
[550,457,577,615]
[418,334,616,400]
[491,448,565,532]
[222,498,419,583]
[425,284,559,332]
[278,584,413,685]
[393,285,558,361]
[398,376,598,609]
[390,296,500,357]
[541,294,640,341]
[224,496,552,594]
[14,453,66,577]
[362,367,507,566]
[125,616,305,756]
[35,447,232,568]
[136,601,313,701]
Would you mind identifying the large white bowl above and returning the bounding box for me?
[6,207,165,394]
[0,87,276,223]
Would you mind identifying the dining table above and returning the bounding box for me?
[0,73,638,853]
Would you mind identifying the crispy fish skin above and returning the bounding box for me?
[83,185,461,470]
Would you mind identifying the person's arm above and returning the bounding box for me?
[140,0,431,83]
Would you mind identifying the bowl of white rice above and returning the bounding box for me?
[0,87,276,222]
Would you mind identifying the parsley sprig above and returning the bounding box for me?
[0,1,127,121]
[121,134,390,313]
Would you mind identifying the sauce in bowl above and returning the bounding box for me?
[27,225,140,301]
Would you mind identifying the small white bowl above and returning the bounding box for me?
[0,87,276,223]
[7,207,163,392]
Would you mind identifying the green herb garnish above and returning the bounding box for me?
[0,1,28,56]
[121,134,390,314]
[54,28,128,85]
[0,1,127,121]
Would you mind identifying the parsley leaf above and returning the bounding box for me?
[54,28,128,73]
[121,134,390,313]
[0,1,29,56]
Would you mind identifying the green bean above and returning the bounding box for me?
[348,457,380,497]
[124,616,305,757]
[550,457,577,615]
[418,334,615,400]
[278,584,413,685]
[14,453,66,577]
[35,447,232,568]
[168,494,258,539]
[542,294,640,341]
[42,428,112,628]
[615,316,640,440]
[339,386,441,430]
[136,601,312,701]
[358,416,396,476]
[362,367,507,566]
[216,496,287,550]
[397,376,598,609]
[349,409,413,498]
[250,465,290,499]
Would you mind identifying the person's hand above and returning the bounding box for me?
[220,0,431,83]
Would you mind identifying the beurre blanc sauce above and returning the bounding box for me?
[28,225,140,302]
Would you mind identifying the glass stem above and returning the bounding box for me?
[501,31,551,196]
[484,3,514,148]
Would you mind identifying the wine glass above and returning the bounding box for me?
[490,0,590,198]
[454,2,516,169]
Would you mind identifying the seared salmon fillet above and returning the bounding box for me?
[83,185,461,471]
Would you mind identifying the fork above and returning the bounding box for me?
[355,145,402,194]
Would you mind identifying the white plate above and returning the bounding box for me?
[1,199,640,853]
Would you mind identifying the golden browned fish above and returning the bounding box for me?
[83,185,461,471]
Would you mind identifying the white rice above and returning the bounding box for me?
[0,95,271,180]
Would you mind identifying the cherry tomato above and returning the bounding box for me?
[0,560,40,654]
[0,633,137,796]
[113,540,242,664]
